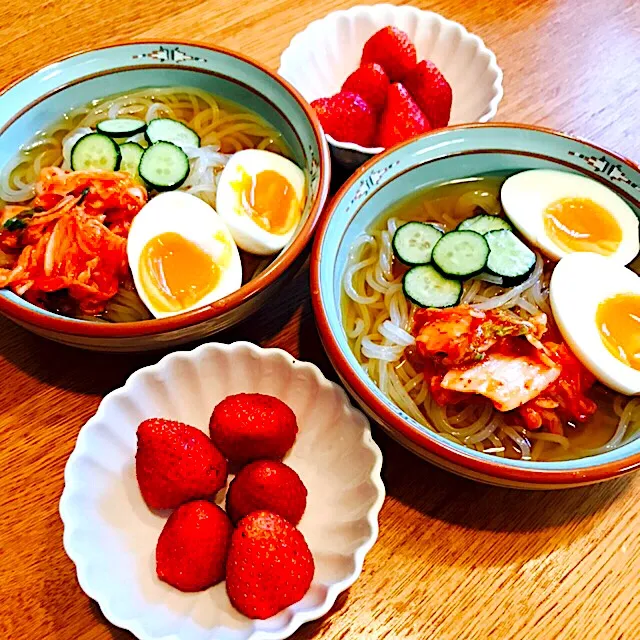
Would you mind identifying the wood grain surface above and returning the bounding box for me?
[1,1,640,638]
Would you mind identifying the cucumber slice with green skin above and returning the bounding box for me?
[403,264,462,308]
[139,141,190,191]
[457,214,512,235]
[70,133,121,171]
[485,229,536,285]
[119,142,144,179]
[145,118,200,149]
[97,118,147,138]
[432,230,490,279]
[392,221,443,266]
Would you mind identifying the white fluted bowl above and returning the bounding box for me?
[59,342,384,640]
[279,4,503,169]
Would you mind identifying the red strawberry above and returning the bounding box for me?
[226,460,307,525]
[310,91,376,147]
[226,511,314,619]
[209,393,298,466]
[403,60,452,129]
[136,418,227,510]
[360,26,417,82]
[156,500,233,592]
[341,63,390,113]
[377,83,432,148]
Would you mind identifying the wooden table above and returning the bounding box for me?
[2,0,640,638]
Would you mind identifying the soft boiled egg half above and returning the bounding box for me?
[216,149,306,255]
[550,252,640,395]
[127,191,242,318]
[501,169,639,264]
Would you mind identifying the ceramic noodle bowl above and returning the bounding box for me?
[0,41,330,351]
[311,123,640,489]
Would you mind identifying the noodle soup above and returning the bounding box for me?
[342,176,640,462]
[0,87,305,323]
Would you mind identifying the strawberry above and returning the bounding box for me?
[209,393,298,466]
[310,91,376,147]
[226,511,314,619]
[341,63,390,113]
[377,83,432,148]
[360,26,417,82]
[403,60,453,129]
[156,500,233,592]
[136,418,227,510]
[226,460,307,525]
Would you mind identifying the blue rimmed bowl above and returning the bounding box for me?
[311,122,640,489]
[0,41,330,351]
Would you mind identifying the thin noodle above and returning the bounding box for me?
[528,431,571,448]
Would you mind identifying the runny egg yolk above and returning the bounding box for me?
[234,168,300,235]
[140,232,220,313]
[596,293,640,371]
[543,197,622,255]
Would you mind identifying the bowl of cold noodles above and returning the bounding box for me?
[0,41,330,350]
[311,123,640,489]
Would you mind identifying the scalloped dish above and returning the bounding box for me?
[59,342,384,640]
[278,3,503,168]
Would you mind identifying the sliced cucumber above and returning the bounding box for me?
[432,230,489,279]
[97,118,147,138]
[70,133,121,171]
[139,141,190,191]
[119,142,144,179]
[458,214,512,235]
[392,222,443,266]
[403,265,462,309]
[485,229,536,284]
[145,118,200,149]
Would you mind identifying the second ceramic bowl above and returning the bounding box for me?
[279,4,503,169]
[0,41,330,351]
[311,123,640,489]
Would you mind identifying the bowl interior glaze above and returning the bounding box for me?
[313,123,640,482]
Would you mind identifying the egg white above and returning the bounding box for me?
[550,252,640,395]
[501,169,639,263]
[216,149,306,256]
[127,191,242,319]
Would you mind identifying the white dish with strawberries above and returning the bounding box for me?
[59,341,384,640]
[279,3,503,169]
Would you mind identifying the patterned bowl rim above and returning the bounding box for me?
[0,40,331,338]
[310,121,640,486]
